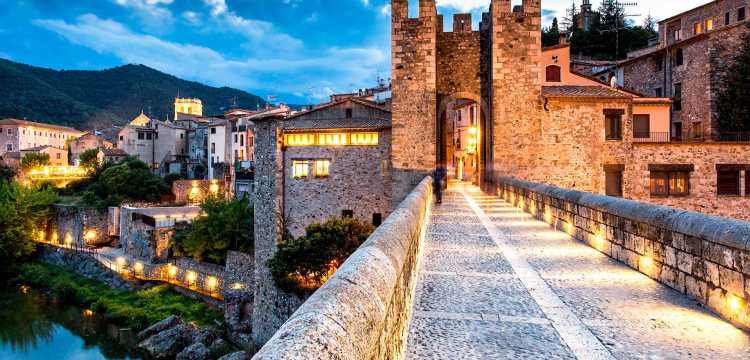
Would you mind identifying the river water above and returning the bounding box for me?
[0,286,143,360]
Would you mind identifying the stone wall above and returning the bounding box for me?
[172,179,225,205]
[491,175,750,330]
[223,251,255,348]
[37,245,136,290]
[252,177,432,360]
[49,205,110,247]
[283,129,392,237]
[391,0,438,205]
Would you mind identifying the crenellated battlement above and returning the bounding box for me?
[391,0,436,20]
[491,0,541,14]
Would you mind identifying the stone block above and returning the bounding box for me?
[719,266,745,298]
[677,251,694,274]
[706,261,721,287]
[665,246,677,267]
[685,276,708,304]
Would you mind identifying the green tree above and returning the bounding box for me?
[716,24,750,133]
[170,196,254,264]
[0,182,58,267]
[79,148,100,172]
[83,157,170,206]
[542,18,561,47]
[20,153,50,172]
[0,165,14,183]
[268,217,374,295]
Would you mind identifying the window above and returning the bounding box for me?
[138,132,145,140]
[633,115,650,138]
[319,133,348,146]
[240,134,244,147]
[739,7,746,21]
[211,128,217,134]
[56,153,61,159]
[673,29,681,41]
[673,83,682,111]
[675,48,683,66]
[234,134,238,143]
[545,65,562,82]
[716,166,741,196]
[5,144,11,151]
[654,87,663,97]
[706,19,714,31]
[314,160,330,177]
[211,143,216,154]
[146,133,152,140]
[692,122,703,139]
[604,166,623,197]
[284,133,316,146]
[342,210,354,218]
[604,109,624,140]
[292,160,309,179]
[693,22,701,35]
[345,108,353,118]
[234,150,238,160]
[119,135,124,141]
[649,165,693,196]
[240,149,244,160]
[180,133,184,139]
[726,12,731,25]
[372,213,383,226]
[0,128,4,134]
[351,132,379,145]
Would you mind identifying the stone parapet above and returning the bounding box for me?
[490,175,750,329]
[252,177,433,360]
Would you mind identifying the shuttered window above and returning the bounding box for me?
[545,65,561,82]
[717,169,740,196]
[633,115,650,138]
[605,171,623,197]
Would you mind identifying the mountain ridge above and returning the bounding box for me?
[0,59,267,130]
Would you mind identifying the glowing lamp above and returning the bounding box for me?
[64,233,73,246]
[232,283,244,290]
[186,271,197,285]
[206,276,218,290]
[168,265,178,277]
[468,127,478,135]
[84,230,96,242]
[728,294,743,313]
[116,257,126,267]
[83,309,94,317]
[134,262,144,273]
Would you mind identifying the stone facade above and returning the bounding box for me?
[118,206,201,262]
[0,118,83,156]
[493,176,750,330]
[621,1,749,139]
[172,179,225,205]
[253,177,432,359]
[70,133,113,162]
[48,205,111,247]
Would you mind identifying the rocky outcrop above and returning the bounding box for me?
[137,315,182,341]
[137,316,234,360]
[138,324,195,359]
[177,342,209,360]
[218,351,250,360]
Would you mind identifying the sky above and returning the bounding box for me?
[0,0,711,104]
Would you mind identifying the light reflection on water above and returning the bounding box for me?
[0,286,142,360]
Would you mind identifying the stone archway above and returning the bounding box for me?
[437,92,489,187]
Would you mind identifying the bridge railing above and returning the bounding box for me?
[487,175,750,330]
[253,177,433,360]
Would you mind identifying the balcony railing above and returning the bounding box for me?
[632,132,750,143]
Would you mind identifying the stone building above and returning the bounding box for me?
[118,206,201,262]
[21,145,68,166]
[116,112,189,175]
[0,118,83,156]
[69,132,114,162]
[97,148,128,164]
[619,0,749,140]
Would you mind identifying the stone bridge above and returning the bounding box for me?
[254,177,750,359]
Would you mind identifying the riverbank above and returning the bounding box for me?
[11,262,223,330]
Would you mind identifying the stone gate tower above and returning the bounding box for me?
[390,0,543,203]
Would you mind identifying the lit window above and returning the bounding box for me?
[693,22,701,35]
[284,133,316,146]
[650,170,690,196]
[706,19,713,31]
[293,160,309,179]
[351,132,379,146]
[314,160,330,177]
[319,133,348,146]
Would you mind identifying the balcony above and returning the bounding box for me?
[632,132,750,143]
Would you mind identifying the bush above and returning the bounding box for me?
[170,196,253,264]
[81,157,170,207]
[14,262,223,329]
[268,217,374,296]
[79,148,101,172]
[20,152,50,172]
[0,165,14,183]
[0,182,58,268]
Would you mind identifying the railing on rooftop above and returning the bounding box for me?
[632,132,750,143]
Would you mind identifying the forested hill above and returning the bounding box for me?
[0,59,266,130]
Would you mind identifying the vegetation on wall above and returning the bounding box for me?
[13,262,222,329]
[20,152,50,172]
[716,24,750,133]
[268,217,375,296]
[170,196,254,265]
[77,157,171,207]
[0,59,266,129]
[0,182,58,268]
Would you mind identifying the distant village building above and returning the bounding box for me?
[97,148,128,164]
[0,118,83,156]
[21,145,69,166]
[174,98,203,120]
[619,0,749,140]
[119,206,202,262]
[69,132,114,162]
[116,111,189,175]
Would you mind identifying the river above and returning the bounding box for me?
[0,285,144,360]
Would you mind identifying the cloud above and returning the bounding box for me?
[182,11,202,26]
[436,0,489,12]
[112,0,174,32]
[33,14,387,102]
[305,12,319,23]
[380,4,391,16]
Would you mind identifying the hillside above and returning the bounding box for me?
[0,59,266,130]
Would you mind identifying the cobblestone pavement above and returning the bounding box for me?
[405,182,750,360]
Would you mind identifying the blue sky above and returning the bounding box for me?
[0,0,708,104]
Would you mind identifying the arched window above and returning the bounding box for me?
[546,65,562,82]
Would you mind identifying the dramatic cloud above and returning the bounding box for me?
[436,0,489,12]
[34,14,387,101]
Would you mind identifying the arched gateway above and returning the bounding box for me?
[390,0,544,204]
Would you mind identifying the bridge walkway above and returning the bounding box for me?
[405,182,750,359]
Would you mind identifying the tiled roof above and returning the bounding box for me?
[285,97,390,121]
[0,118,83,134]
[283,117,391,131]
[101,148,128,156]
[541,86,632,99]
[22,145,58,152]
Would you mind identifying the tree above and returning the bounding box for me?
[543,18,562,47]
[716,24,750,133]
[268,217,375,295]
[0,165,14,183]
[561,0,579,34]
[643,13,658,33]
[79,148,101,172]
[0,181,58,268]
[170,196,254,264]
[21,153,49,172]
[83,157,170,206]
